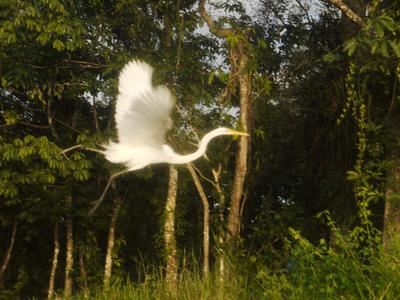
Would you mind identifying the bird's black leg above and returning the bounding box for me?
[89,169,130,215]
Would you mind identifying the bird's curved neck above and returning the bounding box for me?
[167,129,222,164]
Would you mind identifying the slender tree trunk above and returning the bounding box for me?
[48,223,60,300]
[92,95,100,134]
[0,221,17,287]
[79,251,88,298]
[64,197,74,298]
[211,165,226,284]
[198,0,252,245]
[164,166,178,295]
[187,163,209,277]
[382,56,400,253]
[103,196,122,289]
[383,158,400,252]
[47,94,59,141]
[226,44,252,243]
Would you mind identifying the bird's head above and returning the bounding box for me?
[214,127,250,137]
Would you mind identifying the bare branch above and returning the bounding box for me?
[0,221,17,285]
[176,105,200,142]
[69,60,109,68]
[175,105,210,161]
[19,122,50,129]
[53,117,81,133]
[294,0,314,25]
[187,163,210,276]
[189,162,216,187]
[324,0,364,27]
[198,0,234,38]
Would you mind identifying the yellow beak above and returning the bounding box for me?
[229,129,250,136]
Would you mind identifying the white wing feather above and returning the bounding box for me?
[105,60,174,168]
[115,60,153,126]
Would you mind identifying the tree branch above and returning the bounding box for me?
[53,117,81,133]
[189,162,216,187]
[294,0,314,25]
[0,221,17,285]
[324,0,364,27]
[187,163,210,276]
[198,0,234,38]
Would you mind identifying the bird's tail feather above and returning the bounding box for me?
[103,142,135,164]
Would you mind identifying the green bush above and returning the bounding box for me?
[256,214,400,300]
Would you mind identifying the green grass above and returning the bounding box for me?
[35,225,400,300]
[67,268,262,300]
[62,248,400,300]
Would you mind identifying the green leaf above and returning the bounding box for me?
[378,16,395,32]
[208,69,215,85]
[346,170,360,181]
[73,169,89,181]
[257,39,267,49]
[374,23,384,38]
[389,40,400,58]
[36,33,50,45]
[52,39,64,51]
[323,52,338,63]
[13,138,23,147]
[380,41,389,57]
[344,39,358,57]
[3,110,20,125]
[226,34,239,47]
[371,40,379,55]
[24,135,35,143]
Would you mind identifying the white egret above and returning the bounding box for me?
[90,60,249,214]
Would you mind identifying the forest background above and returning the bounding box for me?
[0,0,399,299]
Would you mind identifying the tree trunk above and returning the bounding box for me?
[47,223,60,300]
[198,0,252,245]
[187,163,209,277]
[0,221,17,287]
[103,196,122,289]
[383,157,400,252]
[92,95,100,134]
[164,166,178,295]
[226,44,252,243]
[211,165,226,284]
[64,197,74,299]
[47,94,59,141]
[382,48,400,252]
[79,251,88,298]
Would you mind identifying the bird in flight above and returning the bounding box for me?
[90,60,249,214]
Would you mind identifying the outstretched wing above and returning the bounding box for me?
[115,60,174,148]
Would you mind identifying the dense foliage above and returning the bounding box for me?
[0,0,399,299]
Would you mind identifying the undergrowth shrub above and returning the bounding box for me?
[256,212,400,300]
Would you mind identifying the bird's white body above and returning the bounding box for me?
[90,60,248,213]
[103,60,247,171]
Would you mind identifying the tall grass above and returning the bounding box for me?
[70,264,263,300]
[46,219,400,300]
[67,242,399,300]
